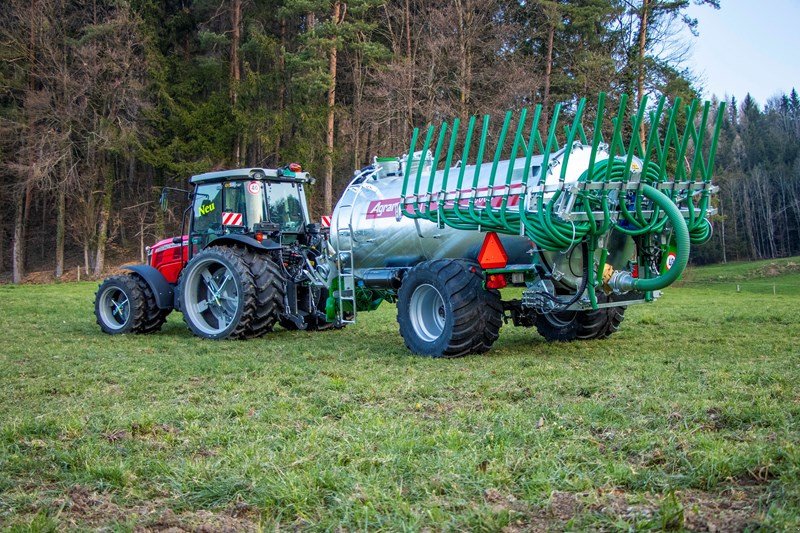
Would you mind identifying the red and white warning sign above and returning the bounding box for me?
[247,181,261,195]
[665,252,677,270]
[320,215,331,228]
[222,212,243,226]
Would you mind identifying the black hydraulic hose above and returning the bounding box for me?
[538,240,590,312]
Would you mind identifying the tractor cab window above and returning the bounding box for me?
[192,183,223,235]
[266,181,304,233]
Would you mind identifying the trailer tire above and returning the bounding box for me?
[397,259,500,357]
[576,294,626,340]
[177,247,256,340]
[455,260,502,354]
[536,293,626,342]
[535,309,581,342]
[231,247,286,338]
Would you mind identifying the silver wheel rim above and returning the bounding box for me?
[409,283,446,342]
[98,286,131,330]
[183,258,240,336]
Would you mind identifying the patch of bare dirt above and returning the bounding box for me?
[485,489,586,532]
[755,261,800,278]
[589,482,768,532]
[682,485,765,532]
[142,508,259,532]
[548,491,581,521]
[51,485,260,531]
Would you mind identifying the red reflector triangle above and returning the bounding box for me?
[478,232,508,269]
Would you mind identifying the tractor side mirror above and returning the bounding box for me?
[159,190,169,212]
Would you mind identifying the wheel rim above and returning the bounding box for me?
[409,283,446,342]
[183,258,240,336]
[98,286,131,330]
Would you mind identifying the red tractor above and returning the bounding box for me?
[94,165,334,339]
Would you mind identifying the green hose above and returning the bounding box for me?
[631,184,689,292]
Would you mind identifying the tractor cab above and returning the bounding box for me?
[188,166,313,251]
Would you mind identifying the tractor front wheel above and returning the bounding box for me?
[95,274,170,334]
[177,247,256,339]
[397,259,502,357]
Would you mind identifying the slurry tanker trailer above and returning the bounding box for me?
[95,92,723,357]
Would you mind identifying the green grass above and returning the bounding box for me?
[1,260,799,530]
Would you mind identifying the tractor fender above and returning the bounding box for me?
[206,234,282,251]
[122,265,175,310]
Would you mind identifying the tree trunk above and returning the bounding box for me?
[230,0,242,165]
[404,0,413,140]
[636,0,649,150]
[456,0,473,121]
[140,216,146,263]
[324,1,342,215]
[55,182,65,278]
[542,18,554,126]
[93,164,114,276]
[352,49,363,170]
[12,191,25,284]
[719,197,727,264]
[275,16,286,159]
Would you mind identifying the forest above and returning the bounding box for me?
[0,0,798,283]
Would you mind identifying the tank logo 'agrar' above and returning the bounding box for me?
[366,199,401,219]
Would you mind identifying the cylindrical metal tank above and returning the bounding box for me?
[330,146,634,288]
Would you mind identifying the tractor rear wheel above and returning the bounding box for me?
[397,259,502,357]
[95,274,169,334]
[177,247,256,339]
[232,247,286,338]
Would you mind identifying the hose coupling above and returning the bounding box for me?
[607,270,636,294]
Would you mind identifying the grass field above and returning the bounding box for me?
[1,258,799,531]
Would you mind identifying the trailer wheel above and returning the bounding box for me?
[535,309,581,342]
[536,293,626,342]
[576,295,626,340]
[397,259,501,357]
[232,247,286,338]
[177,247,256,339]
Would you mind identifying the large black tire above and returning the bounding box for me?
[535,308,581,342]
[536,293,626,342]
[575,295,626,340]
[176,247,256,340]
[231,247,286,338]
[133,275,172,333]
[95,274,169,334]
[397,259,502,357]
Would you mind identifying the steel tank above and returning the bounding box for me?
[330,146,635,287]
